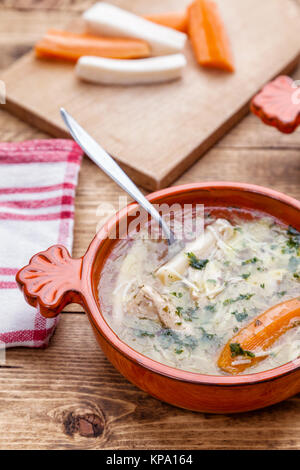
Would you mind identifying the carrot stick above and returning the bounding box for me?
[35,29,151,62]
[188,0,234,72]
[218,297,300,374]
[144,11,188,33]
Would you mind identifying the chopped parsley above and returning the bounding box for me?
[230,343,255,358]
[287,239,299,250]
[187,252,209,270]
[241,273,251,279]
[172,291,183,298]
[286,226,300,252]
[175,306,183,317]
[175,348,184,354]
[199,327,216,341]
[260,283,265,289]
[223,293,254,306]
[181,307,199,322]
[204,304,217,313]
[231,309,248,322]
[242,257,259,265]
[277,291,286,297]
[137,331,155,338]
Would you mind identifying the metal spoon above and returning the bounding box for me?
[60,108,176,245]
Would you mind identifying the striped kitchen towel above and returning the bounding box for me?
[0,139,83,348]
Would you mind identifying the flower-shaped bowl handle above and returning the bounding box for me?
[16,245,84,318]
[251,75,300,134]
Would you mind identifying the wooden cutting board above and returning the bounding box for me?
[2,0,300,190]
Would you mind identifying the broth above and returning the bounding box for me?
[99,210,300,375]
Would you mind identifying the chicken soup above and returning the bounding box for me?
[99,210,300,375]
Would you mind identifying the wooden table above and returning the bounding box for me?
[0,0,300,450]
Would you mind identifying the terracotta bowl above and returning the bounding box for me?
[16,182,300,413]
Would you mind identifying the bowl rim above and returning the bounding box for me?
[84,181,300,386]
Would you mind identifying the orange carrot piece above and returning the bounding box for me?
[144,11,188,33]
[218,297,300,374]
[35,29,151,62]
[188,0,234,72]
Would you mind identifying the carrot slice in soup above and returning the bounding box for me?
[144,11,188,33]
[35,29,151,62]
[218,297,300,374]
[188,0,234,72]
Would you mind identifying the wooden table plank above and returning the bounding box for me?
[0,0,299,450]
[0,314,299,450]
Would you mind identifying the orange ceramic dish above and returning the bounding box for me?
[16,182,300,413]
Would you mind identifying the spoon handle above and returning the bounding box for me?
[60,108,174,243]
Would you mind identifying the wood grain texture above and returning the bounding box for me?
[2,0,300,190]
[0,0,300,450]
[0,9,78,70]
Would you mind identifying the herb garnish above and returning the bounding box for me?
[257,266,264,272]
[182,307,199,322]
[172,292,183,298]
[286,226,300,252]
[223,293,254,306]
[175,348,184,354]
[242,273,251,279]
[230,343,255,358]
[158,329,199,351]
[200,327,216,341]
[277,291,286,297]
[204,304,217,313]
[138,331,155,338]
[175,306,183,317]
[242,257,259,265]
[187,252,209,270]
[231,309,248,322]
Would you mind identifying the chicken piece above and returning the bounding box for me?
[156,219,234,285]
[126,287,159,321]
[127,284,190,331]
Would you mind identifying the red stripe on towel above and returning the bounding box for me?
[0,195,74,209]
[0,140,82,155]
[0,281,17,289]
[0,268,18,275]
[0,325,56,345]
[0,182,75,195]
[0,151,81,165]
[0,211,74,221]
